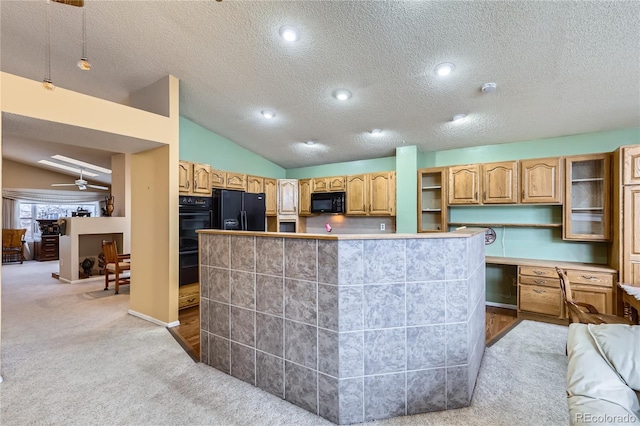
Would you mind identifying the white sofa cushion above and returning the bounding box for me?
[588,324,640,391]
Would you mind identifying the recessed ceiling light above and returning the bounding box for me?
[261,110,276,119]
[435,62,455,77]
[370,128,383,135]
[51,154,112,174]
[333,89,352,101]
[305,141,316,146]
[452,113,467,122]
[279,26,300,42]
[37,159,99,177]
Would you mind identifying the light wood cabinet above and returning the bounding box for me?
[179,283,199,310]
[192,163,211,195]
[448,165,480,205]
[179,161,192,193]
[346,174,368,215]
[563,154,610,241]
[312,176,347,192]
[570,284,612,316]
[520,157,562,204]
[418,167,447,232]
[278,179,298,215]
[298,179,312,216]
[369,172,395,216]
[210,169,226,188]
[481,161,518,204]
[247,175,264,193]
[623,145,640,185]
[623,185,640,284]
[264,178,278,217]
[226,172,247,191]
[517,266,564,320]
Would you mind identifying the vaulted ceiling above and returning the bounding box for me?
[2,0,639,173]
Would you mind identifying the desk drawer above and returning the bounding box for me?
[519,266,556,278]
[179,283,200,310]
[519,284,562,317]
[519,276,560,288]
[566,270,613,287]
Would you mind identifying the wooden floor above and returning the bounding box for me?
[171,305,519,361]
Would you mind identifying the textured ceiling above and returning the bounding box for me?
[1,0,639,170]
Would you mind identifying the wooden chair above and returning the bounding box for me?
[556,267,631,325]
[102,240,130,294]
[2,229,27,264]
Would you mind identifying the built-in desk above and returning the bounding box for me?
[486,256,618,324]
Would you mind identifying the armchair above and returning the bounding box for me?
[2,229,27,264]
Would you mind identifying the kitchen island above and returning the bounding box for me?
[197,229,486,424]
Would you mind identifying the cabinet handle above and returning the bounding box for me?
[483,191,486,200]
[533,288,545,294]
[186,180,190,190]
[369,203,371,212]
[363,204,365,212]
[475,192,478,200]
[522,189,525,199]
[581,275,597,280]
[194,180,198,190]
[533,270,546,276]
[534,279,547,285]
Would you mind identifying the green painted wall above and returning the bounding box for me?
[179,117,286,178]
[286,157,395,179]
[395,146,418,233]
[420,127,639,167]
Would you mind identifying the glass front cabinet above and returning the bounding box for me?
[563,153,611,241]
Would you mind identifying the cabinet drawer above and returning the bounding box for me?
[566,270,613,287]
[518,284,562,317]
[519,276,560,288]
[519,266,556,279]
[178,295,199,309]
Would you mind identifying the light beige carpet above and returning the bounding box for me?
[0,261,569,425]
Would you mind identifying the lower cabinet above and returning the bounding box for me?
[518,271,564,320]
[179,283,199,310]
[34,235,59,261]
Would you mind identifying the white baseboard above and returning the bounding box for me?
[486,301,517,310]
[128,310,180,328]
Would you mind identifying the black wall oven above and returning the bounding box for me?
[179,195,211,286]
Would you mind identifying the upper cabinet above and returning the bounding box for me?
[247,175,264,194]
[179,161,210,195]
[192,163,211,195]
[178,161,192,194]
[278,179,298,215]
[226,172,247,191]
[263,178,278,217]
[210,169,226,189]
[520,157,563,204]
[346,172,395,216]
[448,165,480,205]
[418,167,447,232]
[623,145,640,185]
[313,176,347,193]
[298,179,312,216]
[482,161,518,204]
[563,154,611,241]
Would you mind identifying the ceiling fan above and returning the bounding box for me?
[51,169,109,191]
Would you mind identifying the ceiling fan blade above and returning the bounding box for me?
[88,184,109,190]
[51,0,84,7]
[51,183,76,187]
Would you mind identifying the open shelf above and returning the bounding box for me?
[421,185,442,190]
[448,222,563,228]
[422,208,442,212]
[571,177,604,182]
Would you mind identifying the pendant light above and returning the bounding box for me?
[43,0,55,90]
[77,6,90,70]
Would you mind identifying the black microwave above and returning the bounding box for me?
[311,192,346,213]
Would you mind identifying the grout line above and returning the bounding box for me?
[315,239,319,415]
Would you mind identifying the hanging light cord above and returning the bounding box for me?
[81,7,86,58]
[45,0,51,81]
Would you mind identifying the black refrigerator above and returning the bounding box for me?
[211,189,266,231]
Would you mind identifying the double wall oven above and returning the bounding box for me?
[179,195,211,286]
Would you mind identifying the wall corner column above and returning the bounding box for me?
[395,145,418,233]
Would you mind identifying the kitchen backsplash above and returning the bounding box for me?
[305,215,395,234]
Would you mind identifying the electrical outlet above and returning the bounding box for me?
[380,223,385,231]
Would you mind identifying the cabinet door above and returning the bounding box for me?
[328,176,347,192]
[623,185,640,284]
[418,168,447,232]
[520,158,562,204]
[226,173,247,191]
[192,163,211,195]
[570,284,613,315]
[369,172,395,216]
[210,169,226,189]
[298,179,312,216]
[264,178,278,216]
[623,145,640,185]
[278,179,298,215]
[178,161,192,194]
[247,176,264,194]
[448,165,480,205]
[346,175,367,215]
[312,178,328,193]
[482,161,517,204]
